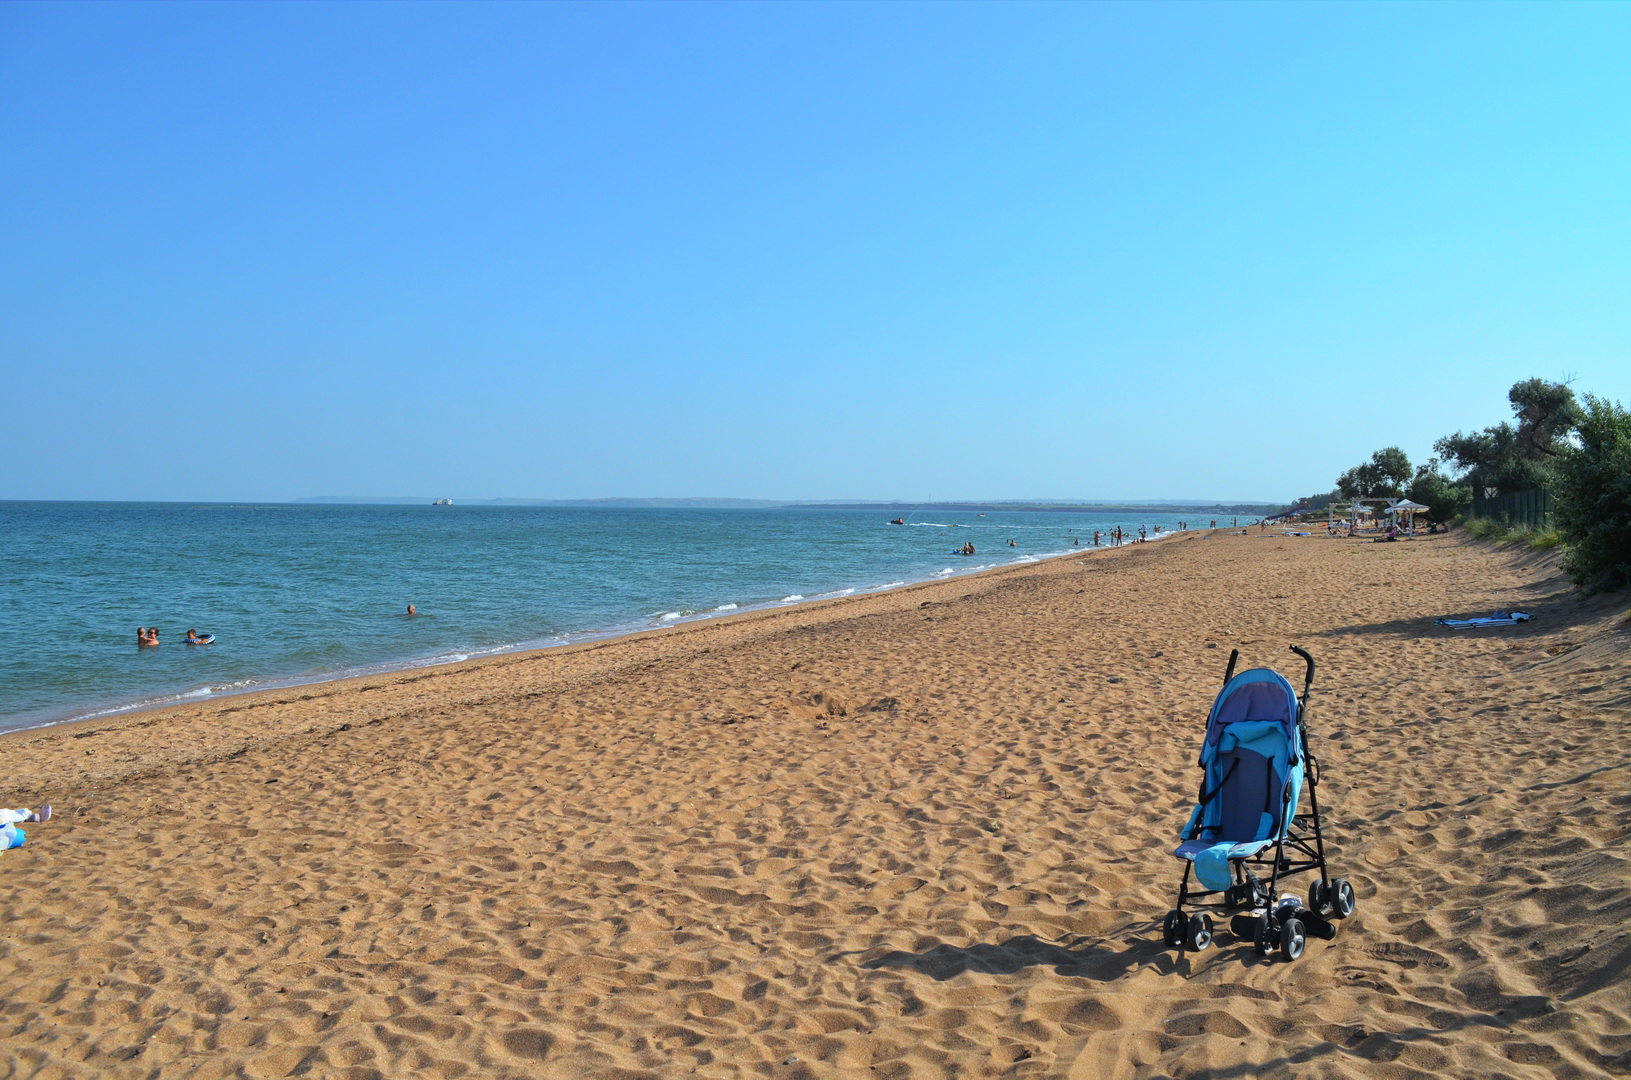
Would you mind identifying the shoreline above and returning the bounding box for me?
[0,533,1175,784]
[4,530,1172,739]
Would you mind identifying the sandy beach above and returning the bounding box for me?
[2,529,1627,1079]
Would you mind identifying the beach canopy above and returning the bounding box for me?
[1389,500,1429,513]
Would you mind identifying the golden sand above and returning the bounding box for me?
[2,530,1627,1079]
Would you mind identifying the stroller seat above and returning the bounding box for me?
[1176,674,1301,862]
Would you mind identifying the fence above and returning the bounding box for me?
[1469,488,1553,530]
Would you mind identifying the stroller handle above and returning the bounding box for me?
[1289,645,1315,693]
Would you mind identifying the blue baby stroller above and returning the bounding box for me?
[1161,645,1356,961]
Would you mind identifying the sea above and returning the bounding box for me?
[0,501,1221,733]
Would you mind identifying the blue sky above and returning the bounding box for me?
[3,1,1628,504]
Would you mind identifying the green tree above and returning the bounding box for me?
[1436,379,1581,497]
[1553,395,1631,591]
[1336,446,1412,500]
[1405,458,1471,522]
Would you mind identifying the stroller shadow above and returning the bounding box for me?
[852,932,1191,982]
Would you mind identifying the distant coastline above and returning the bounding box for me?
[294,496,1285,514]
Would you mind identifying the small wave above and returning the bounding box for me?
[659,611,684,622]
[934,567,957,577]
[779,594,804,603]
[816,587,856,599]
[911,522,957,528]
[713,603,738,611]
[878,580,906,589]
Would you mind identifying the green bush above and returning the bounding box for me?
[1463,516,1514,541]
[1554,395,1631,591]
[1460,516,1563,549]
[1527,529,1564,552]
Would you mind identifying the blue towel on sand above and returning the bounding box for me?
[1436,611,1532,628]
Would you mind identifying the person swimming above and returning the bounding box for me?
[406,604,419,616]
[141,627,160,646]
[185,628,213,644]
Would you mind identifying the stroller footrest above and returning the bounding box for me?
[1172,838,1272,861]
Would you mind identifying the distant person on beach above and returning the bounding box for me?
[1139,526,1147,542]
[1093,531,1101,547]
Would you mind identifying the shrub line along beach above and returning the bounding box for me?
[2,529,1628,1078]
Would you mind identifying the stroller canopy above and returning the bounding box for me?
[1202,668,1300,767]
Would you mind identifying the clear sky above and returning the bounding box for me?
[3,1,1628,504]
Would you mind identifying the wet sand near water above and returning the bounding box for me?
[2,530,1628,1079]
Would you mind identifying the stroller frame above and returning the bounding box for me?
[1161,645,1356,961]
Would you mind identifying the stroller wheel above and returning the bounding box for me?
[1185,913,1213,951]
[1309,880,1331,916]
[1330,878,1356,919]
[1162,909,1186,947]
[1280,917,1307,960]
[1252,913,1275,956]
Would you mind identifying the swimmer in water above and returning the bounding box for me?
[186,628,211,644]
[406,604,418,616]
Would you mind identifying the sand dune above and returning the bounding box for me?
[3,530,1627,1078]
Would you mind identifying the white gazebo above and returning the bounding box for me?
[1387,499,1429,532]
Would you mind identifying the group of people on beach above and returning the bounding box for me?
[136,627,211,646]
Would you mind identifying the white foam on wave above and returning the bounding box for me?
[779,594,804,603]
[878,580,906,589]
[659,611,684,622]
[713,603,738,611]
[816,587,856,599]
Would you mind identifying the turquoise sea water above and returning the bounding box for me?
[0,501,1211,732]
